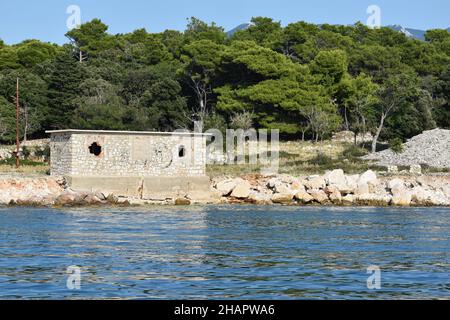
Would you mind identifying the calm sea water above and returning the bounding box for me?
[0,205,448,299]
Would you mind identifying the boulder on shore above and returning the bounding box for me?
[271,193,294,204]
[175,198,191,205]
[294,191,314,204]
[308,189,329,204]
[324,169,354,195]
[230,180,252,199]
[358,170,378,185]
[304,176,326,190]
[215,179,238,196]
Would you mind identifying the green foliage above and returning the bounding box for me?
[425,29,450,43]
[0,69,48,140]
[377,71,425,141]
[21,146,31,159]
[342,144,368,159]
[139,77,188,131]
[121,30,172,65]
[34,145,50,160]
[46,50,85,129]
[203,113,227,133]
[310,49,348,86]
[0,47,21,70]
[0,17,448,146]
[16,40,61,68]
[338,73,379,136]
[65,18,114,58]
[72,104,142,130]
[232,17,283,49]
[224,40,304,79]
[0,96,16,142]
[308,152,334,166]
[348,45,402,81]
[389,138,404,154]
[184,17,227,44]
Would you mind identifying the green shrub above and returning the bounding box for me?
[21,146,31,159]
[342,144,368,159]
[308,152,334,166]
[35,145,50,160]
[389,138,404,154]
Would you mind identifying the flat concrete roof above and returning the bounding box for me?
[45,129,211,137]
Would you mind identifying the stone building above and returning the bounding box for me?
[46,129,210,199]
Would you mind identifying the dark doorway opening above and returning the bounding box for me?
[89,142,102,156]
[178,146,186,158]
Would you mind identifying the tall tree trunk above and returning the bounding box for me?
[371,114,386,153]
[23,105,28,144]
[361,116,366,148]
[344,105,349,131]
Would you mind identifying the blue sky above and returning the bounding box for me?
[0,0,449,44]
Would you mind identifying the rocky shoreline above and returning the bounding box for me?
[0,169,449,207]
[0,176,132,207]
[212,170,450,207]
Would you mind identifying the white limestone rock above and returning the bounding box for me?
[271,193,294,204]
[354,182,370,195]
[230,180,252,199]
[342,194,355,205]
[304,176,326,190]
[294,191,314,204]
[358,170,378,185]
[274,183,292,195]
[290,180,305,192]
[249,192,272,205]
[329,189,342,204]
[388,178,405,190]
[308,189,329,204]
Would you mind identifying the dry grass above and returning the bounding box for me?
[0,164,49,176]
[207,140,380,178]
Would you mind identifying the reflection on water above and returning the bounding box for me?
[0,205,448,299]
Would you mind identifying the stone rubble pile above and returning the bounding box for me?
[212,169,450,206]
[364,128,450,168]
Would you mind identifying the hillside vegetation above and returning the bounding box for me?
[0,17,448,154]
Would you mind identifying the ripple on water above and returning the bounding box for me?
[0,205,448,299]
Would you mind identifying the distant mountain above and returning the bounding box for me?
[226,23,449,41]
[226,23,252,37]
[387,25,427,41]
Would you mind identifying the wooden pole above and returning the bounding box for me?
[15,77,20,168]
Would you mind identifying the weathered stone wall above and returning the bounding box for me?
[50,131,207,177]
[49,133,72,176]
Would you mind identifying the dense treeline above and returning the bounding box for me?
[0,17,448,151]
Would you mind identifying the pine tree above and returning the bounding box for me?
[45,50,85,129]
